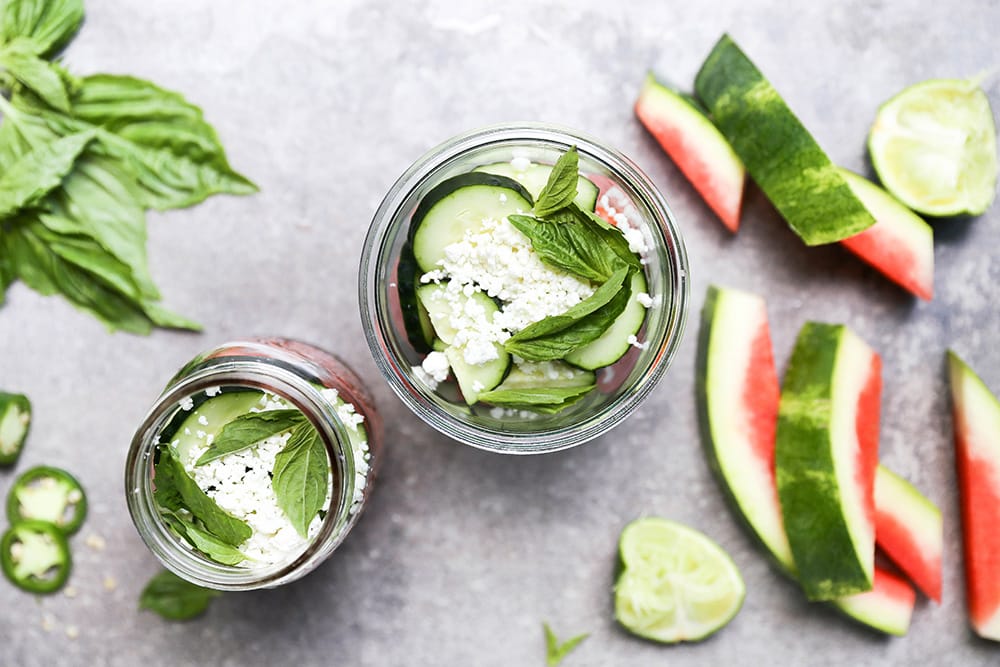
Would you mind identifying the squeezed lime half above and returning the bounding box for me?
[614,517,745,643]
[868,77,998,216]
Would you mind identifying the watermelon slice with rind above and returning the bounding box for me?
[635,73,746,232]
[948,351,1000,641]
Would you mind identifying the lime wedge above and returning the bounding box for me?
[614,517,745,643]
[869,78,998,216]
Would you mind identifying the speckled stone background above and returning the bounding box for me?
[1,0,998,664]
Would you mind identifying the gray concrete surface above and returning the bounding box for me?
[1,0,998,664]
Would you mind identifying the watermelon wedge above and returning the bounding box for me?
[698,286,914,634]
[838,169,934,301]
[776,322,881,600]
[635,73,746,232]
[948,351,1000,641]
[874,465,943,602]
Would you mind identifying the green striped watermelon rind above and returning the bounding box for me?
[776,322,877,600]
[948,351,1000,641]
[696,285,793,570]
[694,34,876,246]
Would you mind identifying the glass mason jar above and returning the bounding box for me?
[125,338,382,590]
[359,123,689,454]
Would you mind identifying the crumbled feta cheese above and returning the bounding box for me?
[472,380,485,393]
[498,193,507,203]
[627,334,648,350]
[421,351,451,383]
[411,366,440,391]
[621,224,648,254]
[510,156,531,172]
[197,415,209,426]
[179,397,194,411]
[205,386,221,397]
[636,292,654,308]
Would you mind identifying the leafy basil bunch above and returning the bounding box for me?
[0,0,256,333]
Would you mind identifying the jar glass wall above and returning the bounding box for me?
[359,123,689,454]
[125,338,382,591]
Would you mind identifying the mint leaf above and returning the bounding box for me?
[162,511,246,566]
[508,214,614,283]
[139,570,219,621]
[0,38,70,110]
[0,129,92,219]
[196,409,305,466]
[0,0,84,58]
[534,147,580,217]
[164,448,252,546]
[544,623,589,666]
[506,267,633,361]
[272,421,329,538]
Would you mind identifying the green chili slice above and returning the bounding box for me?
[6,466,88,535]
[0,392,31,467]
[1,521,72,594]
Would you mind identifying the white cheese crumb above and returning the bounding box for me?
[510,156,531,172]
[498,193,507,203]
[627,334,648,350]
[421,351,451,382]
[411,366,440,391]
[179,397,194,411]
[621,224,648,254]
[636,292,654,308]
[205,386,221,397]
[197,415,209,426]
[472,380,485,393]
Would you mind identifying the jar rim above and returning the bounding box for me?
[124,357,357,590]
[359,122,690,454]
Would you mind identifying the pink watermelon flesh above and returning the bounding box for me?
[874,466,943,602]
[838,169,934,301]
[949,352,1000,640]
[634,75,745,232]
[856,352,882,546]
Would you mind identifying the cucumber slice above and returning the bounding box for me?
[564,270,648,370]
[398,242,435,352]
[694,34,876,245]
[474,161,599,211]
[415,282,501,347]
[444,345,510,405]
[431,337,448,352]
[410,172,533,273]
[496,361,595,390]
[167,391,267,464]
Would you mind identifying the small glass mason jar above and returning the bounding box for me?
[125,338,382,590]
[359,123,689,454]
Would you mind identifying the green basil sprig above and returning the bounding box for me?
[271,421,330,539]
[0,0,256,332]
[533,146,580,217]
[195,409,305,466]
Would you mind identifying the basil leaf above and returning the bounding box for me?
[162,511,246,566]
[165,448,252,547]
[196,409,305,466]
[0,0,83,58]
[3,217,157,334]
[17,75,258,210]
[508,214,613,283]
[544,623,589,667]
[272,421,329,539]
[581,208,643,271]
[478,384,595,406]
[0,92,59,167]
[0,253,13,304]
[0,38,70,110]
[152,447,184,512]
[509,265,629,341]
[0,129,92,219]
[534,147,579,217]
[139,570,219,621]
[506,268,633,361]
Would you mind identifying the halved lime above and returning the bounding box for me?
[869,78,998,216]
[614,517,745,643]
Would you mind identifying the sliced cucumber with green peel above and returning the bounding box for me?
[564,270,648,370]
[776,322,881,600]
[444,345,510,405]
[167,390,266,464]
[695,34,876,245]
[416,282,500,347]
[494,361,595,390]
[474,161,599,211]
[410,172,533,272]
[397,241,435,353]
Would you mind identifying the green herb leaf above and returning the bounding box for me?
[195,409,305,466]
[534,147,579,217]
[0,0,84,58]
[139,570,219,621]
[579,209,643,271]
[0,129,92,219]
[152,449,184,512]
[272,421,330,539]
[508,214,614,283]
[505,267,633,361]
[162,511,246,566]
[0,38,70,110]
[17,75,258,210]
[478,384,595,415]
[544,622,589,666]
[165,448,252,547]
